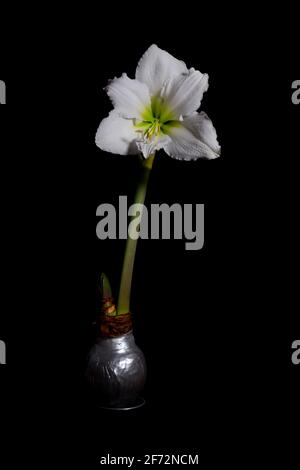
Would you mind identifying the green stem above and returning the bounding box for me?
[117,154,155,315]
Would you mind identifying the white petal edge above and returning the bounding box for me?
[135,44,188,97]
[162,69,209,119]
[164,122,220,161]
[183,112,221,156]
[95,110,139,156]
[106,74,151,119]
[136,134,171,159]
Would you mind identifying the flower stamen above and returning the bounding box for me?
[144,118,161,140]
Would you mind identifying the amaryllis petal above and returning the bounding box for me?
[183,112,221,157]
[164,122,219,160]
[161,69,209,119]
[136,134,171,159]
[95,110,139,155]
[135,44,188,97]
[106,74,151,119]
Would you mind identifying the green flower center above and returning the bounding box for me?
[135,96,180,140]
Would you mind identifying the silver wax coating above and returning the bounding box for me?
[86,331,146,408]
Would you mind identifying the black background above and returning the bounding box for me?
[0,6,299,467]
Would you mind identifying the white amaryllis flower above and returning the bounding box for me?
[96,45,220,160]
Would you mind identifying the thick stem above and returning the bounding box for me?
[117,154,155,315]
